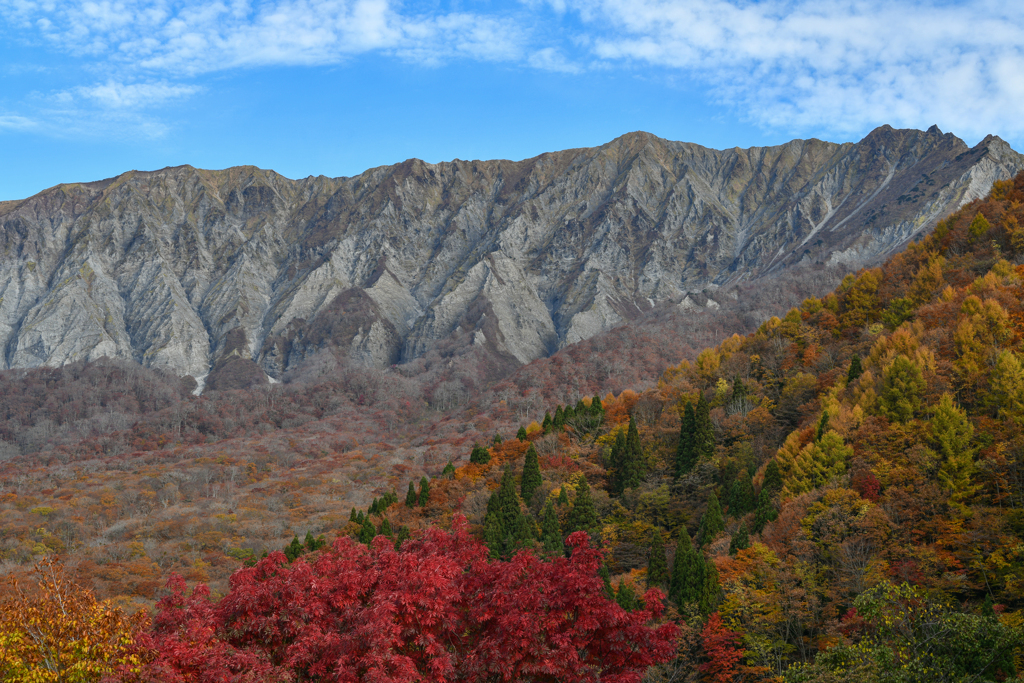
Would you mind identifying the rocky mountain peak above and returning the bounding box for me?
[1,126,1020,389]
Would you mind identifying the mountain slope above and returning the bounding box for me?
[1,127,1020,386]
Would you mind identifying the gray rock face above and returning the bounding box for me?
[1,126,1020,382]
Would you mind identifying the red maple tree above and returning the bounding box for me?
[131,518,677,682]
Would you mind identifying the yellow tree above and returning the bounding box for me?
[0,558,148,682]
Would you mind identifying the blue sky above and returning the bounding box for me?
[2,0,1022,202]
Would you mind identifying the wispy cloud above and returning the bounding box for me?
[0,114,37,130]
[1,0,1022,144]
[561,0,1024,141]
[74,80,202,108]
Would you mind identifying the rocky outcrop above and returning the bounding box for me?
[0,126,1020,383]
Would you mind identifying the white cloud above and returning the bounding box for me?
[563,0,1024,141]
[2,0,1023,144]
[528,47,581,73]
[75,80,201,108]
[0,114,36,130]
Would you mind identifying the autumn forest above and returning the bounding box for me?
[3,174,1024,682]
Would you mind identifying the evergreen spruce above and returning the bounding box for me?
[616,582,642,612]
[591,395,604,415]
[284,535,304,562]
[356,510,365,524]
[540,499,563,555]
[732,376,747,401]
[368,498,379,515]
[557,486,570,506]
[611,416,645,495]
[553,405,565,429]
[847,354,863,384]
[349,508,358,522]
[752,488,778,533]
[729,522,750,555]
[542,411,553,433]
[563,404,576,424]
[598,563,614,600]
[470,443,491,465]
[676,401,697,476]
[647,528,668,588]
[762,460,783,495]
[358,516,376,545]
[728,470,756,516]
[406,481,417,507]
[694,394,715,461]
[493,432,503,445]
[697,492,725,546]
[521,443,542,502]
[379,518,393,537]
[699,558,720,616]
[442,461,456,478]
[394,525,410,550]
[566,476,598,536]
[483,466,534,559]
[517,426,528,441]
[816,411,830,442]
[304,531,326,552]
[668,531,701,606]
[418,477,431,506]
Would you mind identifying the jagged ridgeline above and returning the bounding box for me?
[0,126,1020,392]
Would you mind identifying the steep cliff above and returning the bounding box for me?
[1,126,1020,385]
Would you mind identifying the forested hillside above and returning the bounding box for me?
[3,173,1024,681]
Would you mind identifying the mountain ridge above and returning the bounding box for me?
[1,126,1020,388]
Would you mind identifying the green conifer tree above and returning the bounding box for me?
[676,401,697,476]
[647,528,668,588]
[598,563,615,599]
[694,394,715,461]
[517,426,528,441]
[816,410,830,442]
[566,476,598,536]
[521,443,542,502]
[752,488,778,533]
[304,531,326,552]
[542,411,553,433]
[284,535,304,562]
[762,460,783,495]
[616,582,642,612]
[847,354,863,384]
[379,518,393,537]
[493,433,503,445]
[349,507,358,522]
[358,517,376,546]
[406,481,417,507]
[557,486,570,506]
[442,461,456,478]
[553,405,565,429]
[668,531,700,606]
[624,416,644,487]
[697,492,725,546]
[356,510,365,524]
[393,525,410,550]
[540,499,563,555]
[729,522,750,555]
[418,476,431,506]
[483,466,534,559]
[470,443,491,465]
[728,470,756,516]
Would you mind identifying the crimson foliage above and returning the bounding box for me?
[136,517,677,683]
